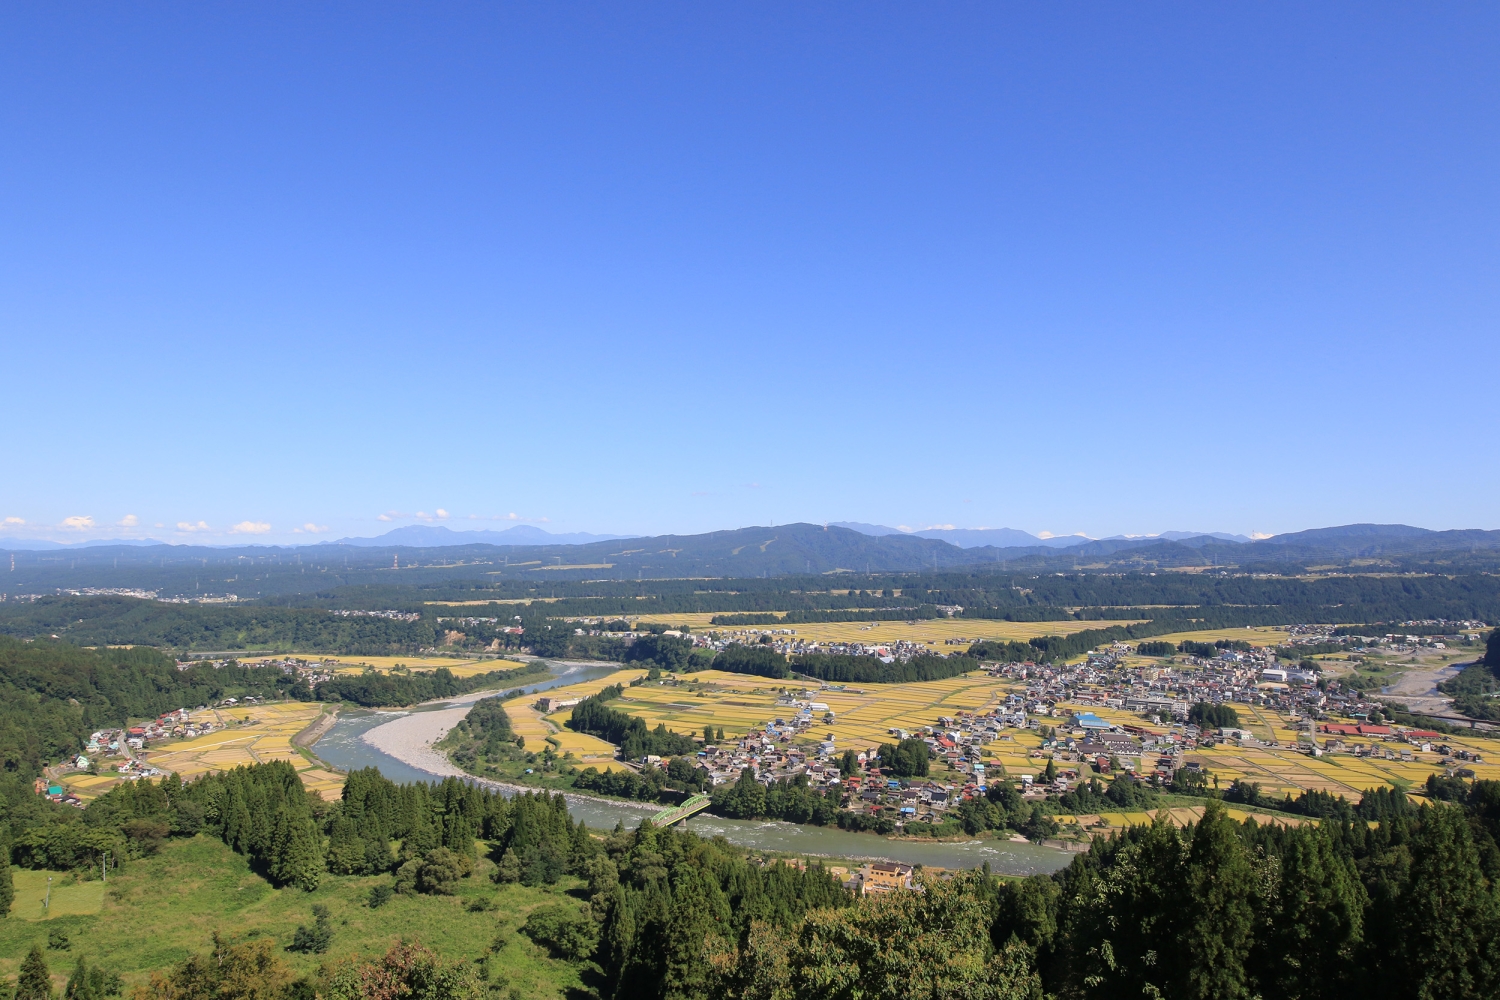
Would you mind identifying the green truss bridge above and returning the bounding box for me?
[650,793,712,827]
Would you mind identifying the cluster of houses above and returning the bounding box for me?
[238,656,337,684]
[565,619,964,664]
[984,639,1383,730]
[331,609,422,621]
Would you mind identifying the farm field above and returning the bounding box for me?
[542,668,1024,756]
[1137,627,1287,647]
[627,612,1145,648]
[64,702,346,801]
[0,836,586,999]
[240,653,528,677]
[524,666,1500,804]
[1054,804,1316,833]
[515,668,648,769]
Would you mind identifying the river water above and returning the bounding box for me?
[311,661,1071,876]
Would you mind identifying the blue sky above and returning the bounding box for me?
[2,4,1497,545]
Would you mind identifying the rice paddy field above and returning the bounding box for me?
[626,613,1143,648]
[1053,804,1316,833]
[244,654,528,678]
[1134,626,1289,648]
[521,664,1500,806]
[64,702,345,802]
[515,669,649,769]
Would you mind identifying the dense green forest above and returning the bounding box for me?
[566,686,700,760]
[7,759,1500,1000]
[317,660,548,708]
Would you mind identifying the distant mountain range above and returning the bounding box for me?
[827,523,1250,549]
[4,522,1500,589]
[334,524,637,547]
[0,537,169,551]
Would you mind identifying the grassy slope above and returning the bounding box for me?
[0,836,584,998]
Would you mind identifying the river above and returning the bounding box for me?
[311,660,1071,876]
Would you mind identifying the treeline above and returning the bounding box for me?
[791,652,979,684]
[316,660,547,707]
[566,686,699,760]
[968,618,1244,665]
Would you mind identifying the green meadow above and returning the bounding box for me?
[0,836,584,997]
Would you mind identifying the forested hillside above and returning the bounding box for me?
[4,760,1499,1000]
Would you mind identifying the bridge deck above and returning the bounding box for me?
[650,793,712,827]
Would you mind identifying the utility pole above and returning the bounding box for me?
[44,876,52,913]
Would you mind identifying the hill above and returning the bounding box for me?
[335,525,635,547]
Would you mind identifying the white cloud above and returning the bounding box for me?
[377,513,394,522]
[230,521,272,535]
[176,521,210,533]
[302,523,329,533]
[117,514,139,527]
[1251,531,1274,540]
[435,508,449,519]
[1037,531,1055,539]
[61,515,95,531]
[2,516,24,528]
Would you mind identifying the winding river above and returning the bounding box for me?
[311,661,1071,876]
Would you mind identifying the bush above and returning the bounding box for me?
[394,848,471,896]
[368,883,394,908]
[288,905,333,954]
[521,903,599,961]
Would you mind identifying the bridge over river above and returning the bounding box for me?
[651,794,712,827]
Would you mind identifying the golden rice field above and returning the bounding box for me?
[514,669,650,769]
[627,613,1144,648]
[1046,698,1500,799]
[77,702,347,800]
[1054,805,1315,832]
[518,664,1500,803]
[587,668,1021,755]
[1138,627,1288,648]
[258,654,528,678]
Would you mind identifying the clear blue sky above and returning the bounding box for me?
[2,4,1496,545]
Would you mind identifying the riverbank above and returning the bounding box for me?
[302,667,1073,874]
